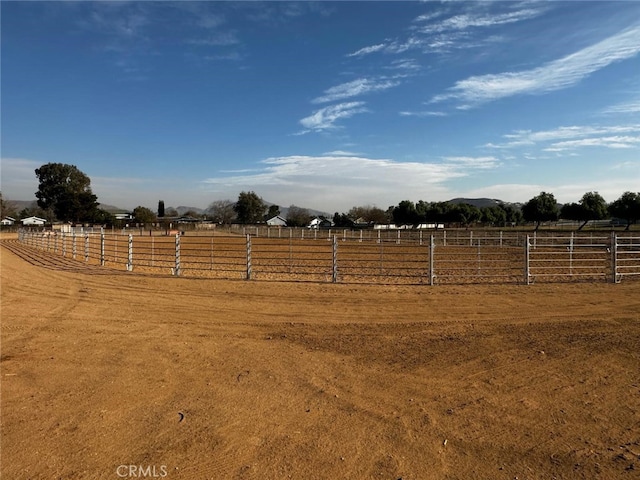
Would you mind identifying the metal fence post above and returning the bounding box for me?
[72,232,77,260]
[127,234,133,271]
[100,232,105,266]
[332,235,338,283]
[525,235,531,285]
[174,233,181,276]
[429,234,435,286]
[84,234,89,262]
[246,234,252,280]
[611,233,618,283]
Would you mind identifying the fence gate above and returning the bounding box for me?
[526,233,612,283]
[615,235,640,282]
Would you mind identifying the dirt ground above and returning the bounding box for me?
[1,236,639,480]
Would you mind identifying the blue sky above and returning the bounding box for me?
[2,1,639,213]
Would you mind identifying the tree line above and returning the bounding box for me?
[2,163,639,230]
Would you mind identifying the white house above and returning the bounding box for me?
[308,217,333,229]
[266,215,287,227]
[21,216,47,226]
[1,217,15,226]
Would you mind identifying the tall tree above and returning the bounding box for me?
[392,200,419,225]
[609,191,640,230]
[522,192,559,230]
[35,163,99,222]
[234,191,266,224]
[560,191,608,230]
[158,200,165,218]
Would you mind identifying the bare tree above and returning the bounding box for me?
[207,199,236,224]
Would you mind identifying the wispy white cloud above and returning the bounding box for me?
[432,24,640,107]
[544,135,640,152]
[188,32,239,47]
[299,102,368,133]
[347,43,387,57]
[323,150,363,157]
[350,4,545,59]
[442,156,500,169]
[603,97,640,115]
[399,110,447,117]
[487,124,640,150]
[420,8,544,33]
[312,78,400,104]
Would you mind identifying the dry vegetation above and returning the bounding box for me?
[1,234,639,479]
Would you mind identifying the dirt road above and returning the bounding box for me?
[2,239,639,479]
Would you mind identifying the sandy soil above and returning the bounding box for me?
[1,237,639,479]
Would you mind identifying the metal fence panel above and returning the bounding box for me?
[15,230,640,286]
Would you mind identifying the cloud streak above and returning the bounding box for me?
[299,102,368,132]
[432,24,640,107]
[312,78,400,104]
[487,124,640,150]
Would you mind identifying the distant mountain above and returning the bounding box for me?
[447,198,521,209]
[174,206,204,215]
[98,203,126,213]
[277,205,330,219]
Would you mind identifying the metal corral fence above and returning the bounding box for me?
[17,229,640,285]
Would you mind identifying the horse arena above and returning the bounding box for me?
[2,229,639,479]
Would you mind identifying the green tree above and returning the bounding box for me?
[89,208,116,226]
[502,204,523,226]
[392,200,419,225]
[234,191,266,224]
[132,206,157,224]
[158,200,165,218]
[450,203,482,227]
[609,191,640,230]
[481,205,507,227]
[522,192,559,230]
[35,163,100,222]
[560,191,608,230]
[423,202,450,226]
[267,205,281,219]
[333,212,354,227]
